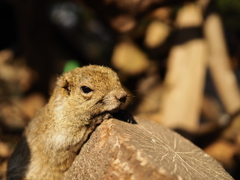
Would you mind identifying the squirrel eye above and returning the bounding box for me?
[81,86,93,94]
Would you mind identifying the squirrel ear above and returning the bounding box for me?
[57,75,71,96]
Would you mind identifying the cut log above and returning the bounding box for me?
[203,2,240,116]
[63,116,233,180]
[159,3,207,132]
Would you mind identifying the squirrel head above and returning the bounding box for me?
[52,65,127,119]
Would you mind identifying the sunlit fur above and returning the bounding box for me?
[7,65,127,180]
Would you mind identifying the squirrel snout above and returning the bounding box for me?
[103,90,127,112]
[115,91,127,103]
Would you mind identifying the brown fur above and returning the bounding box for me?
[7,65,127,180]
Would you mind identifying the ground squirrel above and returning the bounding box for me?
[7,65,127,180]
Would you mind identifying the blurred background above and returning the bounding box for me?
[0,0,240,179]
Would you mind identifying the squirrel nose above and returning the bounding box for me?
[115,92,127,103]
[119,96,127,103]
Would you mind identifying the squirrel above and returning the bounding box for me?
[7,65,127,180]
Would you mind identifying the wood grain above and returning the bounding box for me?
[63,116,233,180]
